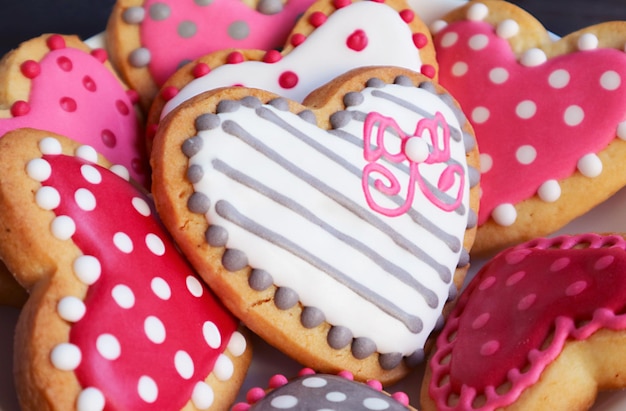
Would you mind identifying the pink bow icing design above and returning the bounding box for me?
[362,111,465,217]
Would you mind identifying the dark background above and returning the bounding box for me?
[0,0,626,57]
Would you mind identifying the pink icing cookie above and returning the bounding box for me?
[146,0,437,151]
[432,0,626,255]
[106,0,317,108]
[422,233,626,411]
[0,34,148,187]
[0,129,251,411]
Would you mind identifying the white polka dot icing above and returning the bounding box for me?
[20,136,244,410]
[434,4,626,228]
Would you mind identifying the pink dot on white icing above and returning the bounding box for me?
[595,255,615,270]
[113,232,134,253]
[439,31,458,48]
[36,186,61,210]
[471,106,490,124]
[471,312,490,330]
[175,350,195,379]
[96,334,121,360]
[51,343,82,371]
[538,180,561,203]
[550,257,571,272]
[492,203,517,226]
[203,321,222,349]
[600,70,621,91]
[51,215,76,240]
[75,188,96,211]
[214,354,234,381]
[479,153,493,173]
[517,293,537,311]
[144,316,166,344]
[227,331,247,357]
[548,69,570,89]
[520,48,547,67]
[466,3,489,21]
[478,276,496,291]
[515,101,537,120]
[468,34,489,50]
[151,277,171,300]
[496,19,519,39]
[577,153,602,178]
[132,197,151,217]
[186,275,204,297]
[192,382,214,410]
[480,340,500,356]
[515,145,537,165]
[73,255,102,285]
[39,137,63,155]
[112,284,135,309]
[76,145,99,163]
[451,61,468,77]
[81,164,102,184]
[564,105,585,126]
[505,270,526,286]
[146,233,166,256]
[26,158,52,182]
[77,387,105,411]
[57,296,86,322]
[137,375,158,403]
[489,67,509,84]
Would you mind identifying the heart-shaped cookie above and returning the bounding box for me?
[433,0,626,255]
[0,34,148,187]
[0,129,251,411]
[151,66,480,383]
[106,0,317,108]
[422,233,626,411]
[146,0,437,148]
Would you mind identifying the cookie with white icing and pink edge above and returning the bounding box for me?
[421,233,626,411]
[0,128,251,411]
[145,0,438,152]
[431,0,626,256]
[232,368,416,410]
[151,66,480,384]
[106,0,317,110]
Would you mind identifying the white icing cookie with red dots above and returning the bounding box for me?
[106,0,317,109]
[0,129,251,411]
[151,66,480,384]
[145,0,437,151]
[422,233,626,411]
[432,0,626,255]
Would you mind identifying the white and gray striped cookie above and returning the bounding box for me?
[151,66,480,384]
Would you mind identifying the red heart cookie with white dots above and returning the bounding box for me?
[0,129,251,411]
[146,0,437,150]
[422,233,626,411]
[433,0,626,255]
[107,0,319,109]
[0,34,148,187]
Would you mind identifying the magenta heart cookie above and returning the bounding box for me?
[107,0,316,107]
[0,129,250,411]
[433,0,626,254]
[422,233,626,411]
[0,34,148,187]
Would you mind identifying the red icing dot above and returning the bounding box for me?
[366,380,383,390]
[246,387,266,403]
[391,392,410,406]
[308,11,327,27]
[263,50,282,63]
[478,275,496,291]
[101,129,117,148]
[290,33,306,47]
[57,56,73,72]
[116,100,130,116]
[91,48,108,64]
[147,124,159,141]
[232,404,251,411]
[505,270,525,286]
[333,0,351,8]
[347,29,368,52]
[46,34,66,50]
[550,257,571,272]
[278,71,298,89]
[421,64,436,79]
[298,368,316,376]
[82,75,97,92]
[268,374,288,388]
[517,293,537,311]
[480,340,500,356]
[192,62,211,78]
[59,97,77,112]
[471,312,490,330]
[10,100,30,117]
[505,248,532,265]
[132,158,146,176]
[126,89,140,104]
[413,33,429,49]
[337,370,354,380]
[399,9,415,23]
[226,51,244,64]
[20,60,41,79]
[161,86,179,101]
[595,255,615,270]
[565,280,587,297]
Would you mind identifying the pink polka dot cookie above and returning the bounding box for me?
[146,0,437,151]
[0,34,149,187]
[232,369,415,410]
[151,66,480,384]
[432,0,626,255]
[421,233,626,411]
[0,129,251,411]
[106,0,317,109]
